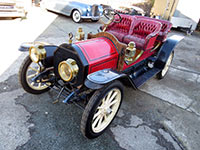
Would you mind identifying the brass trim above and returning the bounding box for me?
[150,42,161,52]
[133,50,144,62]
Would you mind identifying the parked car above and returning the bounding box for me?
[0,0,27,18]
[41,0,103,23]
[18,9,183,139]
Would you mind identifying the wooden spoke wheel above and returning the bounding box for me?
[157,51,174,79]
[19,56,51,94]
[81,81,123,139]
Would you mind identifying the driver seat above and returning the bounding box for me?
[105,14,135,42]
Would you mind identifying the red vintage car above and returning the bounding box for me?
[18,9,183,139]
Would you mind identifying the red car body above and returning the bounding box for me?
[76,37,118,74]
[75,36,157,73]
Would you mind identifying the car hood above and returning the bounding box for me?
[68,1,99,7]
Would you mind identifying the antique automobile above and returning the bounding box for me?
[41,0,103,23]
[18,8,183,139]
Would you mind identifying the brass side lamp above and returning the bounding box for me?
[125,42,136,65]
[76,27,85,41]
[125,42,143,65]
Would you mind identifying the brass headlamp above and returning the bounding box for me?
[29,45,46,63]
[58,58,79,82]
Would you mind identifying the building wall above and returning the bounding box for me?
[151,0,179,20]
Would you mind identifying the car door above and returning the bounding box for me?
[55,0,71,16]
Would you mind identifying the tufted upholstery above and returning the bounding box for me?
[105,14,135,42]
[123,18,162,50]
[134,16,172,42]
[101,15,172,50]
[157,20,172,41]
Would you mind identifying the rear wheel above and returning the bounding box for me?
[157,51,174,79]
[19,56,51,94]
[81,80,123,139]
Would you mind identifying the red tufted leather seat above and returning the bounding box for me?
[105,14,135,42]
[123,18,162,50]
[157,20,172,42]
[134,16,172,42]
[101,15,172,50]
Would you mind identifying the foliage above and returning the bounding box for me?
[132,0,155,16]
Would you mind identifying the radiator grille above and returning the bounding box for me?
[92,5,99,16]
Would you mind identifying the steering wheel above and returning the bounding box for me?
[102,8,122,24]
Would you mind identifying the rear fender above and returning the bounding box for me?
[18,42,58,68]
[84,69,136,90]
[155,35,184,69]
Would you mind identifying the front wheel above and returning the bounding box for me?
[19,56,51,94]
[72,10,82,23]
[157,51,174,79]
[81,80,123,139]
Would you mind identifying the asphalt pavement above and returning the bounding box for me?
[0,7,200,150]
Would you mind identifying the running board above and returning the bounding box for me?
[130,67,161,88]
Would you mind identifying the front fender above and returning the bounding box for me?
[155,35,184,69]
[84,69,136,90]
[70,8,84,16]
[18,42,49,52]
[69,1,89,16]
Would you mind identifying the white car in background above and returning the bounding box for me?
[0,0,27,18]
